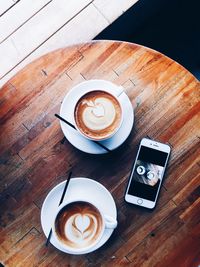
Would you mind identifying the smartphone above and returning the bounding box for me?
[125,138,171,209]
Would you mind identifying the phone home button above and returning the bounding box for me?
[137,199,143,205]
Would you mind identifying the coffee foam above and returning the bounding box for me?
[75,91,122,140]
[82,98,116,131]
[55,202,103,249]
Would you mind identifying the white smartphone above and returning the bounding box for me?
[125,138,171,209]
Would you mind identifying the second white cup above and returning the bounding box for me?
[52,199,117,254]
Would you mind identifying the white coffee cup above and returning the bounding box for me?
[73,88,123,141]
[52,199,117,254]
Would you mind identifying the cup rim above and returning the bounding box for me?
[73,89,123,141]
[52,200,106,254]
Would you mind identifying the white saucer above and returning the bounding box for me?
[60,79,134,154]
[41,177,117,254]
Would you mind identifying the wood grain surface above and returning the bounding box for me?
[0,0,139,87]
[0,40,199,267]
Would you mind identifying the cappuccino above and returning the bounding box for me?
[55,201,103,249]
[74,91,122,140]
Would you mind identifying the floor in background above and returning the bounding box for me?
[95,0,200,80]
[0,0,138,87]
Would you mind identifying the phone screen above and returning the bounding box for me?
[128,146,168,201]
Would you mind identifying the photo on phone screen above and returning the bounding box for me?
[127,145,169,202]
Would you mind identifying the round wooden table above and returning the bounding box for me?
[0,41,199,267]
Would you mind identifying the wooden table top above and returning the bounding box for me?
[0,40,199,267]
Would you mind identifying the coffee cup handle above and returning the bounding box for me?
[104,215,117,229]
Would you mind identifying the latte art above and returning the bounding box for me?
[55,202,103,249]
[75,91,122,140]
[64,213,98,246]
[82,98,116,131]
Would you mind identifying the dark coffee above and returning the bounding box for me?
[55,201,103,249]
